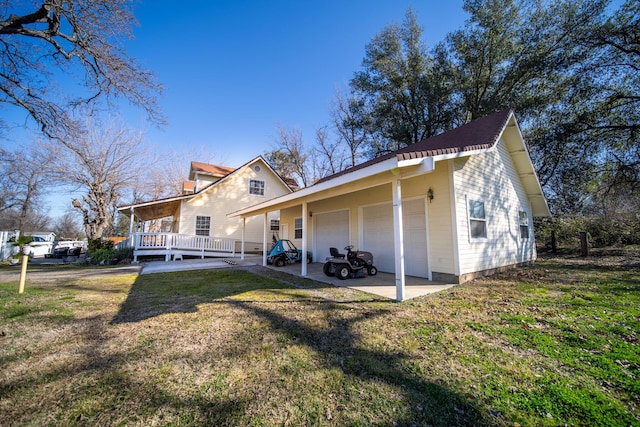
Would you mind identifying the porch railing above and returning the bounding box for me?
[128,232,235,262]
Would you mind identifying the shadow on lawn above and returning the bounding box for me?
[107,267,498,425]
[231,298,497,426]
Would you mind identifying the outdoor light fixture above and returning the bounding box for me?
[309,211,313,217]
[427,188,434,202]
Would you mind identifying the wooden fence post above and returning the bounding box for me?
[579,232,589,257]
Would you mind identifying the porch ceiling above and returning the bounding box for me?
[120,200,181,221]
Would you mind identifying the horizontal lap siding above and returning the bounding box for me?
[179,159,287,243]
[454,139,535,275]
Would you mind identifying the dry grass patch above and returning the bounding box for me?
[1,260,638,426]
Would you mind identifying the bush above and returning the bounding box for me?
[88,239,114,253]
[88,246,133,265]
[89,248,115,265]
[535,213,640,252]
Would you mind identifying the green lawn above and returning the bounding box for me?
[0,259,638,426]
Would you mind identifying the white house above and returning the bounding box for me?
[230,110,551,300]
[117,156,295,261]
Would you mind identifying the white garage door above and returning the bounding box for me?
[362,199,428,277]
[362,203,394,273]
[314,210,349,262]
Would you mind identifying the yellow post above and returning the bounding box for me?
[18,254,28,294]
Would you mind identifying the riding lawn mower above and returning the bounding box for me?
[323,245,378,280]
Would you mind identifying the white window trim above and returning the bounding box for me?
[519,210,530,239]
[249,179,265,196]
[467,196,488,242]
[294,217,303,240]
[195,215,211,237]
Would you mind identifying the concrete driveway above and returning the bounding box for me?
[1,255,455,300]
[141,255,455,300]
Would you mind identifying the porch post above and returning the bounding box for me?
[241,217,246,260]
[392,178,406,301]
[262,212,268,267]
[128,208,135,236]
[301,202,308,277]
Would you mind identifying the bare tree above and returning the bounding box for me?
[138,147,224,201]
[53,212,84,240]
[48,117,147,239]
[0,142,54,231]
[313,126,346,177]
[0,0,163,140]
[331,88,369,167]
[267,125,312,187]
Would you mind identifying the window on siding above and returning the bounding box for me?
[195,216,211,236]
[468,199,487,239]
[249,179,265,195]
[270,219,280,231]
[519,211,529,239]
[294,217,303,239]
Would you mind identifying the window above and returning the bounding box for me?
[250,179,264,195]
[468,199,487,239]
[519,211,529,239]
[294,217,303,239]
[270,219,280,231]
[195,216,211,236]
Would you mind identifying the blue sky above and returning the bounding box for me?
[126,0,467,166]
[3,0,468,218]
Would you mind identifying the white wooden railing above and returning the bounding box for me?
[127,232,235,262]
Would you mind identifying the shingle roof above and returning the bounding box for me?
[190,161,236,177]
[316,109,512,184]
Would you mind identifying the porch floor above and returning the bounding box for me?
[270,258,456,300]
[140,255,456,300]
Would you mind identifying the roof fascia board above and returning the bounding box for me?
[117,194,194,212]
[229,157,399,217]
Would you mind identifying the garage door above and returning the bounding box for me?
[314,210,349,262]
[362,199,428,277]
[362,204,394,273]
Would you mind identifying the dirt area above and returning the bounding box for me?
[537,247,640,267]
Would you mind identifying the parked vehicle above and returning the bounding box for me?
[52,240,87,258]
[23,235,54,258]
[323,245,377,280]
[267,239,312,267]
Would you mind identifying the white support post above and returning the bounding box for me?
[392,178,406,301]
[241,217,246,260]
[301,202,308,277]
[128,208,135,236]
[262,212,268,267]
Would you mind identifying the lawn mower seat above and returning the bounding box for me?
[330,247,345,259]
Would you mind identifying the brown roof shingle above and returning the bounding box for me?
[190,161,236,177]
[316,109,512,184]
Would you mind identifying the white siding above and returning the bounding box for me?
[179,159,290,248]
[453,138,536,275]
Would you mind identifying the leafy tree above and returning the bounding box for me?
[350,8,455,155]
[0,0,163,140]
